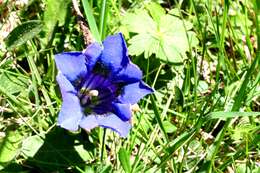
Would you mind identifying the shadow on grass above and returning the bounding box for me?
[1,127,95,173]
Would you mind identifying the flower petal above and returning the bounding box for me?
[55,52,87,82]
[79,114,99,131]
[112,102,132,121]
[83,42,102,71]
[56,73,84,131]
[56,72,76,94]
[118,81,154,104]
[100,33,129,73]
[97,114,131,137]
[112,62,142,83]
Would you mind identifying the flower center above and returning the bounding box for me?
[77,73,117,114]
[79,88,99,104]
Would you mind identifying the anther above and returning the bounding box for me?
[89,90,99,97]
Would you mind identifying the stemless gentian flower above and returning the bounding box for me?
[55,33,153,137]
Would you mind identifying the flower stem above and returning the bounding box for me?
[100,128,107,163]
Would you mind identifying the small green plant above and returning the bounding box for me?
[122,2,198,63]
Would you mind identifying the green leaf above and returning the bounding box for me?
[124,7,198,63]
[84,166,95,173]
[208,111,260,119]
[21,135,44,158]
[44,0,70,30]
[4,20,43,50]
[145,2,165,23]
[0,72,28,94]
[128,33,158,58]
[0,131,23,169]
[74,143,93,161]
[123,10,156,34]
[158,15,196,63]
[118,148,131,173]
[197,80,209,93]
[162,121,177,133]
[236,163,252,173]
[174,86,184,107]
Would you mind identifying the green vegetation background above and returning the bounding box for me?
[0,0,259,172]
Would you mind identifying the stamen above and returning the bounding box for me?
[89,90,99,97]
[77,73,118,115]
[78,87,89,99]
[81,96,89,105]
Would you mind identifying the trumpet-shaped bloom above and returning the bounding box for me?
[55,33,153,137]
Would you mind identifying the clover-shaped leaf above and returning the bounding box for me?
[123,3,198,63]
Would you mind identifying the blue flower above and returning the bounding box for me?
[55,33,153,137]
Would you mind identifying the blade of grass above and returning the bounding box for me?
[81,0,101,43]
[26,54,40,107]
[152,129,197,172]
[201,35,259,173]
[28,42,55,116]
[150,95,169,142]
[208,111,260,119]
[0,86,31,114]
[219,128,260,171]
[99,0,108,39]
